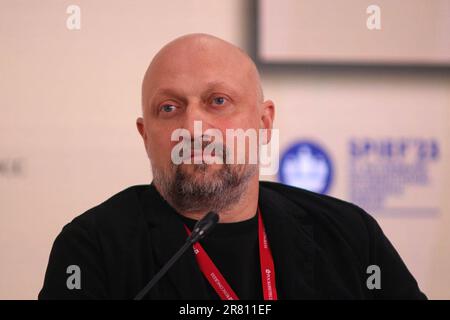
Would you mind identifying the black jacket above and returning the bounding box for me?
[39,181,426,299]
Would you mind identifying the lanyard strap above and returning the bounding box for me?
[184,207,278,300]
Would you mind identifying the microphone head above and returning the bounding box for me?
[188,211,219,244]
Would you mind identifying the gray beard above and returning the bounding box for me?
[153,162,257,213]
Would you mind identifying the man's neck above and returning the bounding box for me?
[179,176,259,223]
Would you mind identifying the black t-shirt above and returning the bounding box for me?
[178,213,263,300]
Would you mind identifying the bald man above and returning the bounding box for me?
[39,34,426,300]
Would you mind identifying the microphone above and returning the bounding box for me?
[134,211,219,300]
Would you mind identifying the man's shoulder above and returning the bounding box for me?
[260,181,367,216]
[259,181,375,241]
[63,185,149,235]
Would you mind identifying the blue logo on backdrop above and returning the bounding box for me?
[279,141,333,194]
[349,138,440,215]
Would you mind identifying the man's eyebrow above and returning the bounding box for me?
[145,88,186,112]
[151,88,184,100]
[203,81,241,98]
[148,81,241,106]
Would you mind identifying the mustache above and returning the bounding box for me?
[179,138,228,161]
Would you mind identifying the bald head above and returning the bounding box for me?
[141,33,263,112]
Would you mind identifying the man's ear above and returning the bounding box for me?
[136,117,146,141]
[260,100,275,144]
[136,117,152,158]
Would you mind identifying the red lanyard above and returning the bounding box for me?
[184,207,278,300]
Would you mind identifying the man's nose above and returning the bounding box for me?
[182,100,213,138]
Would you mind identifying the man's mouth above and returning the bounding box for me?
[182,148,224,163]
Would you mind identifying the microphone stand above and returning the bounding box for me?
[134,211,219,300]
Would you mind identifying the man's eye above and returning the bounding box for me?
[212,97,226,106]
[160,104,176,113]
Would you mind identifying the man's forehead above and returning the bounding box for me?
[145,56,255,97]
